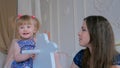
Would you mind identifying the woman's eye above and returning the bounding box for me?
[82,29,86,31]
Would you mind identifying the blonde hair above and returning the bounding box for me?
[15,15,40,39]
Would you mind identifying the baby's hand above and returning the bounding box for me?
[31,54,36,59]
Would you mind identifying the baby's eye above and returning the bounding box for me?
[20,26,24,29]
[27,25,31,28]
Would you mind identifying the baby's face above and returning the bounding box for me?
[18,23,36,39]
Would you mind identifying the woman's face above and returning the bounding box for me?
[78,21,90,47]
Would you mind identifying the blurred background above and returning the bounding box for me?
[0,0,120,67]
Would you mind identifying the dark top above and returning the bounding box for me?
[73,49,120,68]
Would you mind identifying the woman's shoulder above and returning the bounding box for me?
[74,49,85,57]
[113,53,120,65]
[77,49,85,54]
[73,49,85,67]
[73,49,85,62]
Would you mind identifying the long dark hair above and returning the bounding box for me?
[82,15,117,68]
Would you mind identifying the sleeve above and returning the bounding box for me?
[112,54,120,65]
[73,49,84,67]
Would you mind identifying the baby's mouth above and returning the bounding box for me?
[23,33,29,35]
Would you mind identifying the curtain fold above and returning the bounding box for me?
[0,0,17,54]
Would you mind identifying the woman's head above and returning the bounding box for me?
[15,15,40,39]
[84,15,115,50]
[81,15,116,68]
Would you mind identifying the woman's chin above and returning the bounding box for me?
[80,44,86,47]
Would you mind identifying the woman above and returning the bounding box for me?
[71,15,120,68]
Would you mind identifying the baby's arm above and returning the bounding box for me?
[13,41,35,62]
[4,39,16,68]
